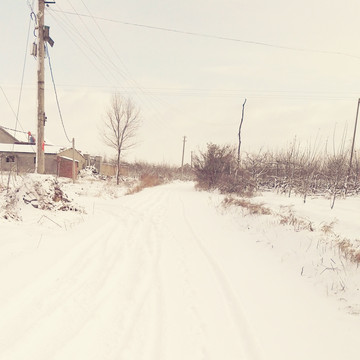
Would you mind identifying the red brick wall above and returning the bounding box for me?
[58,157,78,179]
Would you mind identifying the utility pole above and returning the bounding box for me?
[36,0,55,174]
[72,138,76,183]
[36,0,45,174]
[237,98,247,166]
[349,98,360,175]
[181,136,187,176]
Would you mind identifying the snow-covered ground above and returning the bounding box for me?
[0,173,359,360]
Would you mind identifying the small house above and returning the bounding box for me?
[0,126,84,179]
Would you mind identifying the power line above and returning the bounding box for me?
[26,0,36,13]
[65,0,175,129]
[47,6,115,84]
[43,84,360,101]
[49,2,182,133]
[46,45,72,143]
[14,11,33,137]
[0,10,34,139]
[0,86,19,121]
[48,8,360,60]
[75,0,164,108]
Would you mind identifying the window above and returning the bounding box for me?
[6,156,15,163]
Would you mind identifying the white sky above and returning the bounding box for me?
[1,0,360,165]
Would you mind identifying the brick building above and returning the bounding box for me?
[0,127,84,179]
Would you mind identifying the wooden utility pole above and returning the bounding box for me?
[349,98,360,175]
[237,98,247,165]
[36,0,46,174]
[181,136,187,176]
[36,0,55,174]
[72,138,76,183]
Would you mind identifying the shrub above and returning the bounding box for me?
[193,143,236,190]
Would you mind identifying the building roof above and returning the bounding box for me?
[0,126,34,143]
[0,143,62,155]
[58,148,86,160]
[59,155,79,162]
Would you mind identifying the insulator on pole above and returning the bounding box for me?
[31,42,37,57]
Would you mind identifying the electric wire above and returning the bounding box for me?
[47,4,360,133]
[14,11,33,139]
[49,2,176,132]
[48,8,360,61]
[47,13,114,86]
[1,9,35,149]
[48,3,117,85]
[73,0,176,129]
[48,4,150,114]
[0,86,21,123]
[44,3,360,158]
[76,1,157,102]
[48,83,360,101]
[65,0,124,77]
[77,0,173,108]
[51,1,238,126]
[63,0,166,116]
[58,0,143,92]
[78,0,137,87]
[46,45,72,143]
[26,0,36,13]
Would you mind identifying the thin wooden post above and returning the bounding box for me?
[72,138,75,183]
[349,98,360,175]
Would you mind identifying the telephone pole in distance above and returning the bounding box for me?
[181,136,187,177]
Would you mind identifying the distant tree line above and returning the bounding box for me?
[193,142,360,208]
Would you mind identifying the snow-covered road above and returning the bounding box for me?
[0,182,359,359]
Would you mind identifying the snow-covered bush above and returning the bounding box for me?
[1,174,84,221]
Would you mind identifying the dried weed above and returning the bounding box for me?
[127,174,164,195]
[222,196,272,215]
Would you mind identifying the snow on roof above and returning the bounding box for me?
[59,155,79,162]
[14,131,33,143]
[0,127,32,143]
[0,126,59,146]
[0,143,63,155]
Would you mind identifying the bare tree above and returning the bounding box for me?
[102,94,141,185]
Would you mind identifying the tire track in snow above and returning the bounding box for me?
[119,189,169,360]
[1,183,262,360]
[0,195,163,360]
[0,217,119,350]
[179,197,264,360]
[159,224,210,359]
[152,186,214,359]
[84,188,167,360]
[141,184,252,359]
[0,209,144,360]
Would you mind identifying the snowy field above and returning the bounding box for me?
[0,173,360,360]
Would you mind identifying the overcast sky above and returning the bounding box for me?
[1,0,360,165]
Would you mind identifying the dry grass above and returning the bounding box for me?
[320,220,337,235]
[222,196,272,215]
[337,238,360,265]
[127,174,164,195]
[278,207,314,232]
